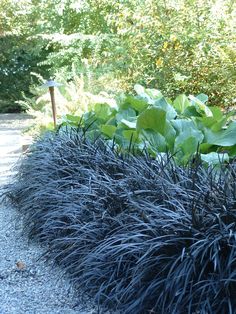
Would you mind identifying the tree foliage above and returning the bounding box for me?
[0,0,235,111]
[0,0,50,112]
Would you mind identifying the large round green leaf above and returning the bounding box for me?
[137,108,166,135]
[173,94,191,114]
[173,119,204,156]
[204,122,236,146]
[153,98,177,120]
[201,152,229,165]
[141,130,167,153]
[101,125,116,138]
[116,108,137,123]
[94,103,114,121]
[123,95,148,113]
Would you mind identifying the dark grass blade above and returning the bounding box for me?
[4,127,236,313]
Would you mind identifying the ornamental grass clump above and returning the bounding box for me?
[5,128,236,314]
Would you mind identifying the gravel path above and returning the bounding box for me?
[0,114,93,314]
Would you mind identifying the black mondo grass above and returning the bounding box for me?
[4,127,236,314]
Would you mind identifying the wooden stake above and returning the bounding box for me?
[49,86,57,128]
[41,80,61,128]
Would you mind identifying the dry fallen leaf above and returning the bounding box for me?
[16,261,26,270]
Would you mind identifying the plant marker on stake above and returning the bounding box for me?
[41,80,62,128]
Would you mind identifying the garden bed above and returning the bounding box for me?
[5,127,236,313]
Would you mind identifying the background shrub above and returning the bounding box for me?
[0,0,235,111]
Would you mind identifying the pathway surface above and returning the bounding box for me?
[0,114,92,314]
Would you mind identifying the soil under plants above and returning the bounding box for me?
[5,127,236,314]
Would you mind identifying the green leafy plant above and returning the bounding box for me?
[61,84,235,164]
